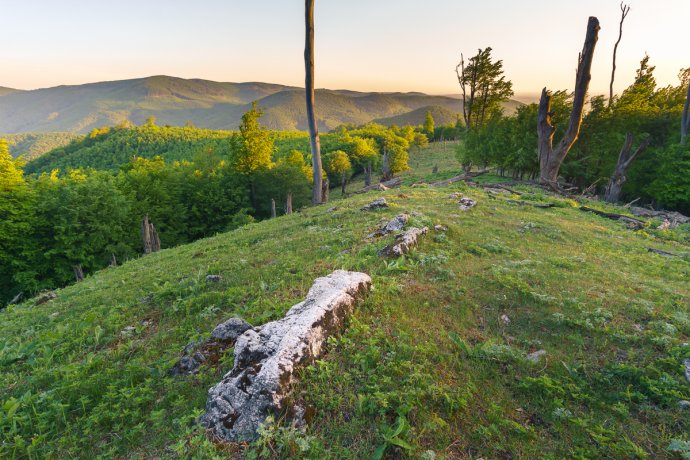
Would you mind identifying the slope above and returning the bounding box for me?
[375,105,461,127]
[1,145,688,458]
[3,132,83,160]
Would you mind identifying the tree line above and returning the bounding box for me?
[454,18,689,212]
[0,105,426,305]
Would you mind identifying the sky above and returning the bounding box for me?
[1,0,688,96]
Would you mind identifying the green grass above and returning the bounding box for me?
[1,143,689,459]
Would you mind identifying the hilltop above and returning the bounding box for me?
[1,143,688,458]
[0,76,519,135]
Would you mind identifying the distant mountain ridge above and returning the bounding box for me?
[0,76,520,135]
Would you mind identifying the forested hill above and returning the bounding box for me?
[0,86,21,96]
[0,75,486,134]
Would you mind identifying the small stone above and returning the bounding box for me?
[206,275,223,283]
[211,318,253,343]
[434,224,448,232]
[684,358,690,384]
[448,192,463,199]
[500,314,511,325]
[326,206,338,212]
[526,350,547,363]
[361,198,388,211]
[120,326,136,337]
[679,400,690,410]
[458,198,477,211]
[35,291,57,305]
[632,324,644,332]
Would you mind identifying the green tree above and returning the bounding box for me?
[325,150,352,195]
[456,47,514,130]
[233,102,274,175]
[0,140,33,304]
[423,111,435,139]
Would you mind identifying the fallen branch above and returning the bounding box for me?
[428,169,491,187]
[353,177,401,194]
[647,248,680,258]
[580,206,646,229]
[506,200,555,209]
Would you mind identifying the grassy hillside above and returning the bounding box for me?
[0,76,472,134]
[2,143,688,459]
[375,105,461,127]
[3,132,83,161]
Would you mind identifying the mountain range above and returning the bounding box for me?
[0,76,521,135]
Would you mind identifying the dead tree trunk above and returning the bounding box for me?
[305,0,322,204]
[321,177,329,203]
[73,265,84,282]
[141,215,161,254]
[604,133,651,203]
[682,82,690,145]
[609,3,630,107]
[286,192,293,215]
[382,149,391,181]
[538,17,600,186]
[271,198,276,218]
[110,254,117,267]
[455,54,469,130]
[341,173,347,195]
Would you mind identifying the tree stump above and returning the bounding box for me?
[142,215,161,254]
[73,265,84,282]
[271,198,276,218]
[286,192,293,215]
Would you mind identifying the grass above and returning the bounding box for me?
[1,143,689,459]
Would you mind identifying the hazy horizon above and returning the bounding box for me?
[2,0,688,95]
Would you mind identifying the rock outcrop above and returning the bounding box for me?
[379,227,428,257]
[199,270,372,442]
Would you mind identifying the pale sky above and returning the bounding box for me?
[1,0,687,96]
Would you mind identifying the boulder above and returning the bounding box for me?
[361,198,388,211]
[199,270,372,442]
[379,227,428,257]
[170,318,253,377]
[458,198,477,211]
[211,318,253,343]
[368,213,409,238]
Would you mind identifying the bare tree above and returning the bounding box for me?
[141,215,161,254]
[305,0,323,204]
[538,16,600,186]
[271,198,276,218]
[682,82,690,145]
[604,133,651,203]
[609,3,630,107]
